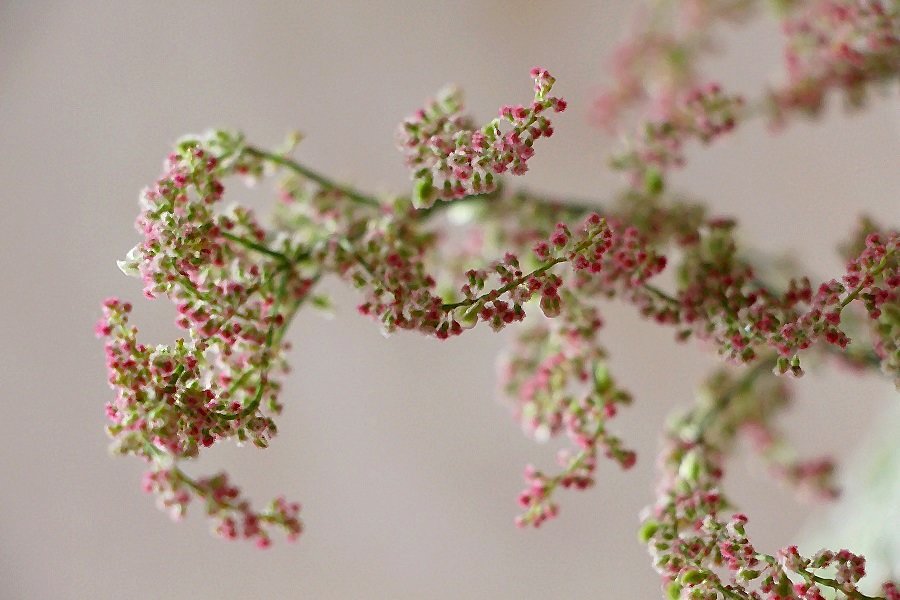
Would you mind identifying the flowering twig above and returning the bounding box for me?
[98,11,898,595]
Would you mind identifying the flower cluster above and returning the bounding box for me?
[99,299,276,458]
[661,224,898,375]
[641,364,895,600]
[346,212,612,338]
[582,220,899,380]
[570,219,670,295]
[142,469,302,548]
[769,0,900,125]
[396,68,566,208]
[770,232,897,374]
[99,299,305,545]
[611,83,744,192]
[501,295,636,528]
[98,131,314,546]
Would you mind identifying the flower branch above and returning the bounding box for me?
[97,9,898,596]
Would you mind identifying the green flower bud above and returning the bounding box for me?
[412,175,436,209]
[638,519,659,543]
[667,582,682,600]
[680,569,707,585]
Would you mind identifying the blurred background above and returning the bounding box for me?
[1,1,897,598]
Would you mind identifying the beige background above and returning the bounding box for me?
[1,2,898,598]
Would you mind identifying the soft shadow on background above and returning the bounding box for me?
[1,2,897,598]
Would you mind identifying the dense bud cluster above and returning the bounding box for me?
[98,132,312,546]
[396,68,566,207]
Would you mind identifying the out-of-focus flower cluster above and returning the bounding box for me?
[592,0,757,131]
[142,469,301,548]
[770,0,900,125]
[641,364,898,600]
[611,83,744,192]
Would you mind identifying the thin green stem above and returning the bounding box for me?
[244,146,380,208]
[338,238,377,278]
[692,357,776,443]
[839,249,895,310]
[412,190,497,219]
[273,271,321,347]
[222,231,291,263]
[792,565,887,600]
[164,365,186,390]
[714,582,749,600]
[441,256,566,311]
[643,282,680,306]
[802,572,884,600]
[171,465,205,495]
[441,232,605,311]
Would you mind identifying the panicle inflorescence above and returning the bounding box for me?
[396,68,566,208]
[346,212,612,338]
[99,132,311,546]
[101,6,899,590]
[501,295,636,528]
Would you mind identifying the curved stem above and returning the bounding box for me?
[441,231,605,311]
[441,256,566,311]
[222,231,291,263]
[643,282,680,306]
[243,146,380,208]
[839,249,895,310]
[802,571,884,600]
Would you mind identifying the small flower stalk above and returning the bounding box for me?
[397,68,566,207]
